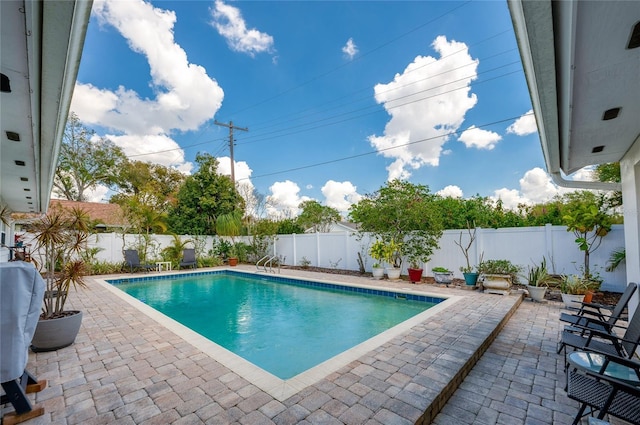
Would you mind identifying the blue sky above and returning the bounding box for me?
[70,0,581,217]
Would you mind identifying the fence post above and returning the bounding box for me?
[544,223,554,267]
[316,232,321,267]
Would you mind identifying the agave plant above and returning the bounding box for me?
[30,206,91,319]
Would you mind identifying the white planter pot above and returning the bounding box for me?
[385,267,401,280]
[561,293,585,308]
[482,274,512,295]
[372,267,384,280]
[527,285,547,302]
[433,271,453,284]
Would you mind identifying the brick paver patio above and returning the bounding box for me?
[3,266,594,424]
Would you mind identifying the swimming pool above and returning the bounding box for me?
[103,270,457,399]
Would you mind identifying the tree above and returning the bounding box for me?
[297,200,341,232]
[54,112,127,201]
[110,161,185,235]
[433,195,525,230]
[562,191,613,279]
[349,180,443,268]
[167,153,244,235]
[594,162,622,209]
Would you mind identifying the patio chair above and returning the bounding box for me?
[560,307,640,362]
[123,249,154,273]
[558,282,637,352]
[179,248,197,269]
[566,351,640,425]
[0,262,47,423]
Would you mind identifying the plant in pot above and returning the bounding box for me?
[29,206,91,351]
[454,223,479,286]
[559,275,591,308]
[369,240,386,280]
[406,242,433,284]
[523,258,556,302]
[216,211,243,266]
[477,259,522,295]
[432,266,453,285]
[382,239,402,280]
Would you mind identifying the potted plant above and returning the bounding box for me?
[477,259,522,295]
[29,206,91,351]
[523,258,556,302]
[432,267,453,285]
[383,239,402,280]
[369,240,386,280]
[560,275,589,307]
[454,224,480,286]
[216,211,243,266]
[406,244,433,284]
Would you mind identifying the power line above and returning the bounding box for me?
[239,112,534,182]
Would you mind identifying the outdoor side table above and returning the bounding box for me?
[155,261,172,272]
[568,351,640,385]
[566,351,640,424]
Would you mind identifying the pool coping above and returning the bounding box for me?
[98,268,464,401]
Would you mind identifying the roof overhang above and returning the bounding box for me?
[508,0,640,191]
[1,0,92,214]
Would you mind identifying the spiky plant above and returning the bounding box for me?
[30,206,91,319]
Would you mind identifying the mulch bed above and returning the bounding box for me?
[282,265,624,306]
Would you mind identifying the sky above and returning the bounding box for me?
[69,0,589,218]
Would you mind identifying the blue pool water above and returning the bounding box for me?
[110,271,438,379]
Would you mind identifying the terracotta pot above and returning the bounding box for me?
[583,291,594,303]
[228,257,238,266]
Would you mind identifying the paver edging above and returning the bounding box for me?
[415,293,524,424]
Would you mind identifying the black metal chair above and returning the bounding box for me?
[179,248,197,269]
[560,308,640,363]
[566,351,640,425]
[123,249,154,273]
[558,283,637,353]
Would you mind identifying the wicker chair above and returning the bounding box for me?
[566,351,640,425]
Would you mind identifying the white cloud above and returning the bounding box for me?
[72,0,223,172]
[506,110,537,135]
[342,38,358,59]
[321,181,362,212]
[491,188,528,210]
[106,133,192,173]
[211,0,274,56]
[490,167,572,209]
[457,125,501,150]
[217,156,253,183]
[266,180,311,219]
[85,185,111,203]
[437,185,463,198]
[569,166,596,181]
[368,35,478,180]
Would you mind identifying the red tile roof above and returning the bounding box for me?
[49,199,128,227]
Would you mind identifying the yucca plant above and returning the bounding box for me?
[30,206,91,319]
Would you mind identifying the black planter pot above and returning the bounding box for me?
[31,310,83,352]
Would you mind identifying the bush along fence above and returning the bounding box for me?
[12,224,626,292]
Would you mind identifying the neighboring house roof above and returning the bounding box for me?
[49,199,128,228]
[304,221,360,233]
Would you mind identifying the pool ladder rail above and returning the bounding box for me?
[256,255,280,274]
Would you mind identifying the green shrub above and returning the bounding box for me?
[88,260,125,275]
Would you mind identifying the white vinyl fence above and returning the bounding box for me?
[16,224,626,292]
[273,224,627,292]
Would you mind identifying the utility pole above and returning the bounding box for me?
[214,120,248,185]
